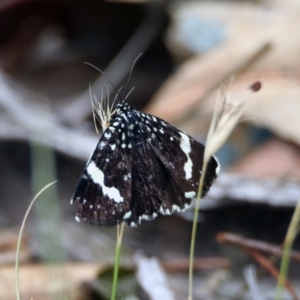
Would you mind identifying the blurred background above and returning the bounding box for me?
[1,0,300,299]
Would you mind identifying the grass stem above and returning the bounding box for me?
[111,222,125,300]
[15,181,57,300]
[187,80,261,299]
[275,197,300,300]
[188,162,208,300]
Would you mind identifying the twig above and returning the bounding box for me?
[161,257,231,272]
[0,72,98,160]
[216,232,300,262]
[250,250,299,300]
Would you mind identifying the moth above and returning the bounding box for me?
[71,101,220,227]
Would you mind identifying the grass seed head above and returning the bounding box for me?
[204,81,261,162]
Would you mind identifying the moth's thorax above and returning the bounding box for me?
[111,102,131,117]
[106,102,145,155]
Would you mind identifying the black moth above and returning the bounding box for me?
[71,101,220,227]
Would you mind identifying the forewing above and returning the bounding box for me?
[125,142,161,226]
[138,115,219,199]
[142,139,193,213]
[71,127,133,226]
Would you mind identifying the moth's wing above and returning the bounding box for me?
[125,142,161,226]
[142,138,193,214]
[71,128,133,226]
[125,137,195,225]
[139,117,219,199]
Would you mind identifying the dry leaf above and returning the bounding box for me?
[0,228,30,266]
[146,2,300,127]
[212,72,300,146]
[229,139,300,180]
[0,263,100,300]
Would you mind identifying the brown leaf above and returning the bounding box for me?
[229,139,300,180]
[146,2,300,129]
[0,263,100,300]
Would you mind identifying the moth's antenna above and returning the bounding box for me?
[125,87,135,100]
[111,86,123,112]
[89,83,99,134]
[123,53,143,102]
[84,62,123,104]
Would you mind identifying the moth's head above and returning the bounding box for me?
[113,102,131,116]
[105,102,132,129]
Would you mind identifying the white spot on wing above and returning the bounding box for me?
[179,132,193,180]
[159,207,171,215]
[139,215,151,222]
[104,132,111,139]
[185,191,196,198]
[110,144,116,150]
[87,161,124,203]
[123,211,132,219]
[99,141,106,149]
[214,156,221,174]
[75,216,81,223]
[184,203,191,210]
[172,205,181,212]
